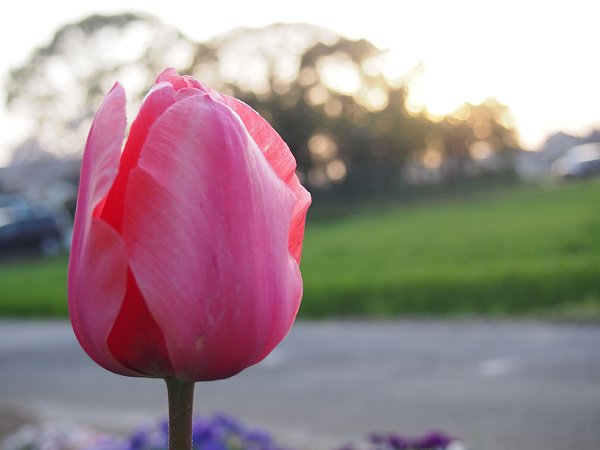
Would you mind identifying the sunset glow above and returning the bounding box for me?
[0,0,598,165]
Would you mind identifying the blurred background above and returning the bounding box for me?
[0,0,598,318]
[0,1,599,450]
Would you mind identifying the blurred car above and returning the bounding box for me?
[552,143,600,179]
[0,195,64,256]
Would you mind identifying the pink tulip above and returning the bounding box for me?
[68,68,311,382]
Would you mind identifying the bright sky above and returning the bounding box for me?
[1,0,599,165]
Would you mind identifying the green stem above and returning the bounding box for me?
[165,378,195,450]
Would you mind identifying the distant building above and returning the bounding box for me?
[514,130,600,180]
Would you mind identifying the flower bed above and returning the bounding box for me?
[0,414,464,450]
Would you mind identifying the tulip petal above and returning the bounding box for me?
[287,175,312,262]
[222,95,296,183]
[101,83,176,233]
[157,67,218,97]
[68,83,136,375]
[222,96,311,262]
[156,67,190,90]
[69,83,126,270]
[69,218,139,376]
[107,267,175,377]
[121,94,302,381]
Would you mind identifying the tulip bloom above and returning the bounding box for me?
[68,68,311,383]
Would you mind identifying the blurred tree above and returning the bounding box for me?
[5,13,199,157]
[215,25,427,193]
[6,14,521,195]
[436,98,520,181]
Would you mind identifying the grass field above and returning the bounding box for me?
[0,253,69,317]
[1,180,599,319]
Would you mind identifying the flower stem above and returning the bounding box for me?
[165,378,195,450]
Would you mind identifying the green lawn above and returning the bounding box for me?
[1,180,599,319]
[0,253,69,317]
[301,180,600,318]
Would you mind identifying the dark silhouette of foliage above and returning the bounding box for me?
[5,13,521,194]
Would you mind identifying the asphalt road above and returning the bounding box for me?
[0,319,599,450]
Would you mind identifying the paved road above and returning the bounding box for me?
[0,319,599,450]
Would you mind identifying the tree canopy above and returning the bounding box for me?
[5,13,520,193]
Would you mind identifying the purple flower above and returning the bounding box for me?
[100,414,290,450]
[410,431,455,449]
[211,413,244,435]
[364,430,457,450]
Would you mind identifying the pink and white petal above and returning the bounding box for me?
[69,83,126,265]
[69,218,139,376]
[156,67,213,95]
[222,95,312,262]
[69,83,126,345]
[121,94,301,381]
[117,82,176,175]
[288,176,312,263]
[100,82,176,232]
[155,67,188,90]
[222,95,296,184]
[173,87,205,102]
